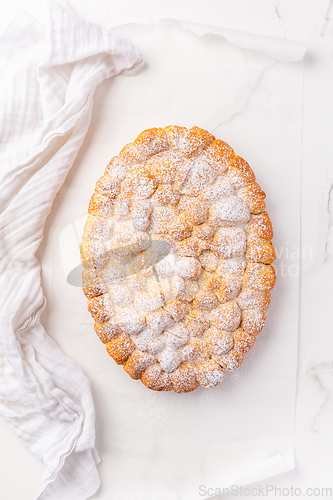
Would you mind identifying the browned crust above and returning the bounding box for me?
[82,126,276,392]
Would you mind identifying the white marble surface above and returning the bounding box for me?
[0,1,333,499]
[40,18,303,499]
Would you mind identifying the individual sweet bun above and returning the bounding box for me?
[82,126,276,392]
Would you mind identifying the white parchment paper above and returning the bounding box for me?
[38,20,304,500]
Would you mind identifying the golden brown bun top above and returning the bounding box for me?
[81,126,276,393]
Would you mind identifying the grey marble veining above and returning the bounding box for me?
[0,1,333,499]
[308,362,333,433]
[321,0,333,35]
[214,59,278,129]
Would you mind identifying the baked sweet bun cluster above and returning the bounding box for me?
[81,126,276,393]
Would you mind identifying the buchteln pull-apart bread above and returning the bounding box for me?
[81,126,276,393]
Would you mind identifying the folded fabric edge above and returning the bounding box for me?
[122,56,145,75]
[0,3,144,500]
[0,9,42,41]
[37,448,101,500]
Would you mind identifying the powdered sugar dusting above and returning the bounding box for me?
[82,125,276,392]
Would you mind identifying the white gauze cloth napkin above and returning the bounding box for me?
[0,1,143,499]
